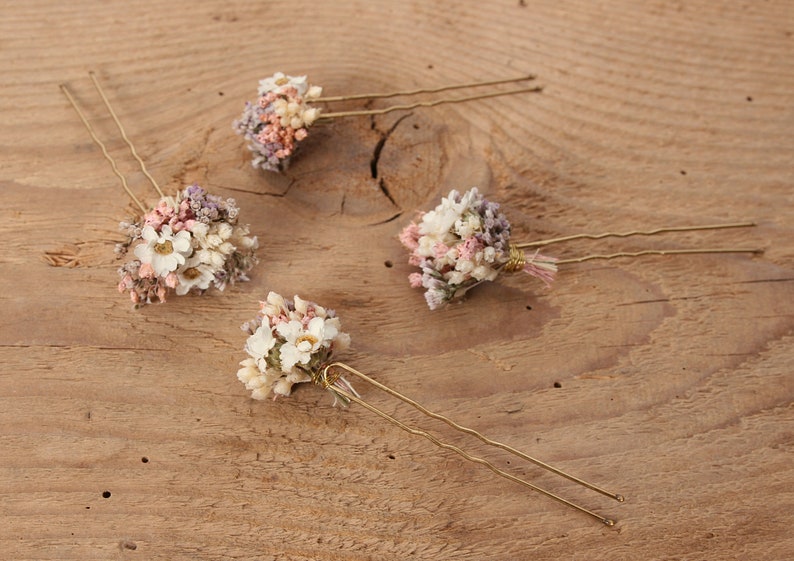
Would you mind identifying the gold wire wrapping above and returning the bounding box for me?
[318,366,342,389]
[503,244,527,273]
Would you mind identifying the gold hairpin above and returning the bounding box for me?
[238,292,623,526]
[234,72,542,172]
[400,188,762,309]
[60,72,259,306]
[60,74,153,213]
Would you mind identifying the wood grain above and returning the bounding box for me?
[1,0,793,559]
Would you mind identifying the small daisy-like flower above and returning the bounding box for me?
[133,224,192,277]
[276,316,335,373]
[175,256,215,295]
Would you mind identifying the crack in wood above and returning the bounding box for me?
[378,177,397,207]
[370,113,412,181]
[736,277,794,284]
[251,177,294,198]
[367,211,404,226]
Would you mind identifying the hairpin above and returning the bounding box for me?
[60,73,259,307]
[234,72,542,173]
[238,292,624,525]
[399,187,762,309]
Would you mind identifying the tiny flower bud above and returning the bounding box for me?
[302,107,320,125]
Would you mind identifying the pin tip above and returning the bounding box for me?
[615,494,625,502]
[603,518,616,527]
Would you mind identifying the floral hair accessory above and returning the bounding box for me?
[234,72,543,172]
[238,292,625,526]
[401,187,762,310]
[237,292,354,404]
[114,185,258,305]
[60,73,258,307]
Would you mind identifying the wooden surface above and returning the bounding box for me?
[2,1,793,559]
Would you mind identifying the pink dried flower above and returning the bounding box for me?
[457,236,483,260]
[165,272,178,289]
[138,262,155,278]
[433,242,450,259]
[398,222,421,251]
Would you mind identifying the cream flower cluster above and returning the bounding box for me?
[233,72,323,172]
[116,184,258,306]
[238,292,352,402]
[259,73,323,130]
[400,187,557,309]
